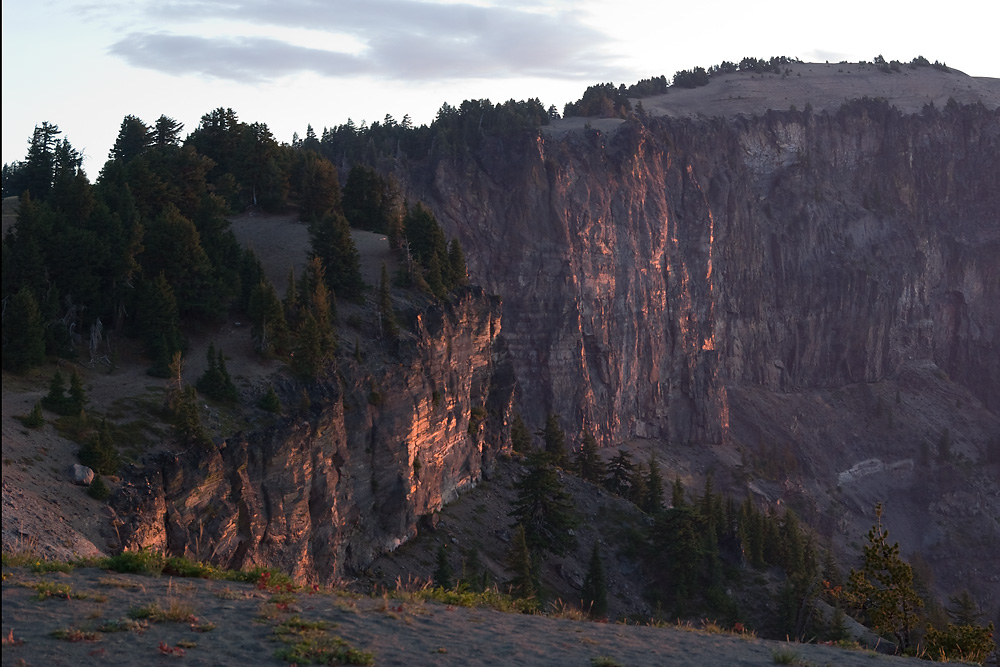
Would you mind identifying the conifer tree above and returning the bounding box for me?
[539,412,569,468]
[671,477,686,508]
[629,461,648,506]
[644,457,665,514]
[575,431,605,483]
[42,370,70,414]
[605,449,634,497]
[426,252,447,299]
[509,450,577,557]
[78,418,119,475]
[460,548,488,592]
[283,267,301,325]
[843,503,923,652]
[197,344,239,402]
[651,504,705,603]
[248,279,288,356]
[20,402,45,428]
[581,542,608,618]
[174,384,210,448]
[87,474,111,501]
[298,151,341,222]
[68,370,87,416]
[510,413,531,453]
[433,544,453,590]
[447,238,468,287]
[136,273,183,377]
[292,311,333,382]
[403,202,447,268]
[164,352,211,448]
[947,590,984,626]
[2,286,46,373]
[259,384,281,413]
[308,212,366,303]
[505,524,539,601]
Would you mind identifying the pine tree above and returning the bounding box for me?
[283,267,301,325]
[403,202,447,268]
[510,413,531,453]
[298,151,341,223]
[197,344,238,402]
[842,503,923,652]
[947,590,984,626]
[2,286,46,373]
[604,449,634,497]
[42,370,70,414]
[259,384,281,413]
[581,542,608,618]
[539,413,568,468]
[78,418,119,475]
[629,461,648,506]
[433,544,453,590]
[425,251,447,299]
[460,548,488,592]
[292,312,330,382]
[248,280,289,356]
[505,525,539,601]
[447,238,468,288]
[19,402,45,428]
[651,504,705,602]
[136,273,183,377]
[671,477,686,508]
[164,352,211,448]
[87,474,111,501]
[68,370,87,415]
[643,457,665,514]
[173,384,210,448]
[308,212,366,303]
[509,450,577,557]
[575,431,605,483]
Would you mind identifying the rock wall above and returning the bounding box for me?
[404,100,1000,444]
[113,287,514,584]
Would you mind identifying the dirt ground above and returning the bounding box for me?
[0,563,924,667]
[543,62,1000,137]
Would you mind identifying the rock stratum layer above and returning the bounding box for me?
[113,287,514,584]
[410,99,999,444]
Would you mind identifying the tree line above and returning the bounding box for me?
[497,411,994,662]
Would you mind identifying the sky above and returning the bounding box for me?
[3,0,999,177]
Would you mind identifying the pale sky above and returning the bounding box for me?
[3,0,998,177]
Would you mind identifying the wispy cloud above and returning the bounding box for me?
[108,0,619,82]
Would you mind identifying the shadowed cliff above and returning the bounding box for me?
[403,99,999,446]
[112,287,514,584]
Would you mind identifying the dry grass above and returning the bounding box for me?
[128,599,197,623]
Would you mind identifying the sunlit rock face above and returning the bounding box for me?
[406,101,999,443]
[113,287,514,584]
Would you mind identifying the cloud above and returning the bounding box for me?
[109,0,620,82]
[110,33,369,83]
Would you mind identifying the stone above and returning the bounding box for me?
[70,465,94,486]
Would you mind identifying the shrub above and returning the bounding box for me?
[87,475,111,501]
[18,402,45,428]
[259,384,281,413]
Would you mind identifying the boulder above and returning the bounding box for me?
[70,464,94,486]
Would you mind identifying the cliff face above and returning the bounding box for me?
[113,287,514,584]
[410,100,999,444]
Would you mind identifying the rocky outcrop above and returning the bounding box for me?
[112,287,514,584]
[404,100,999,444]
